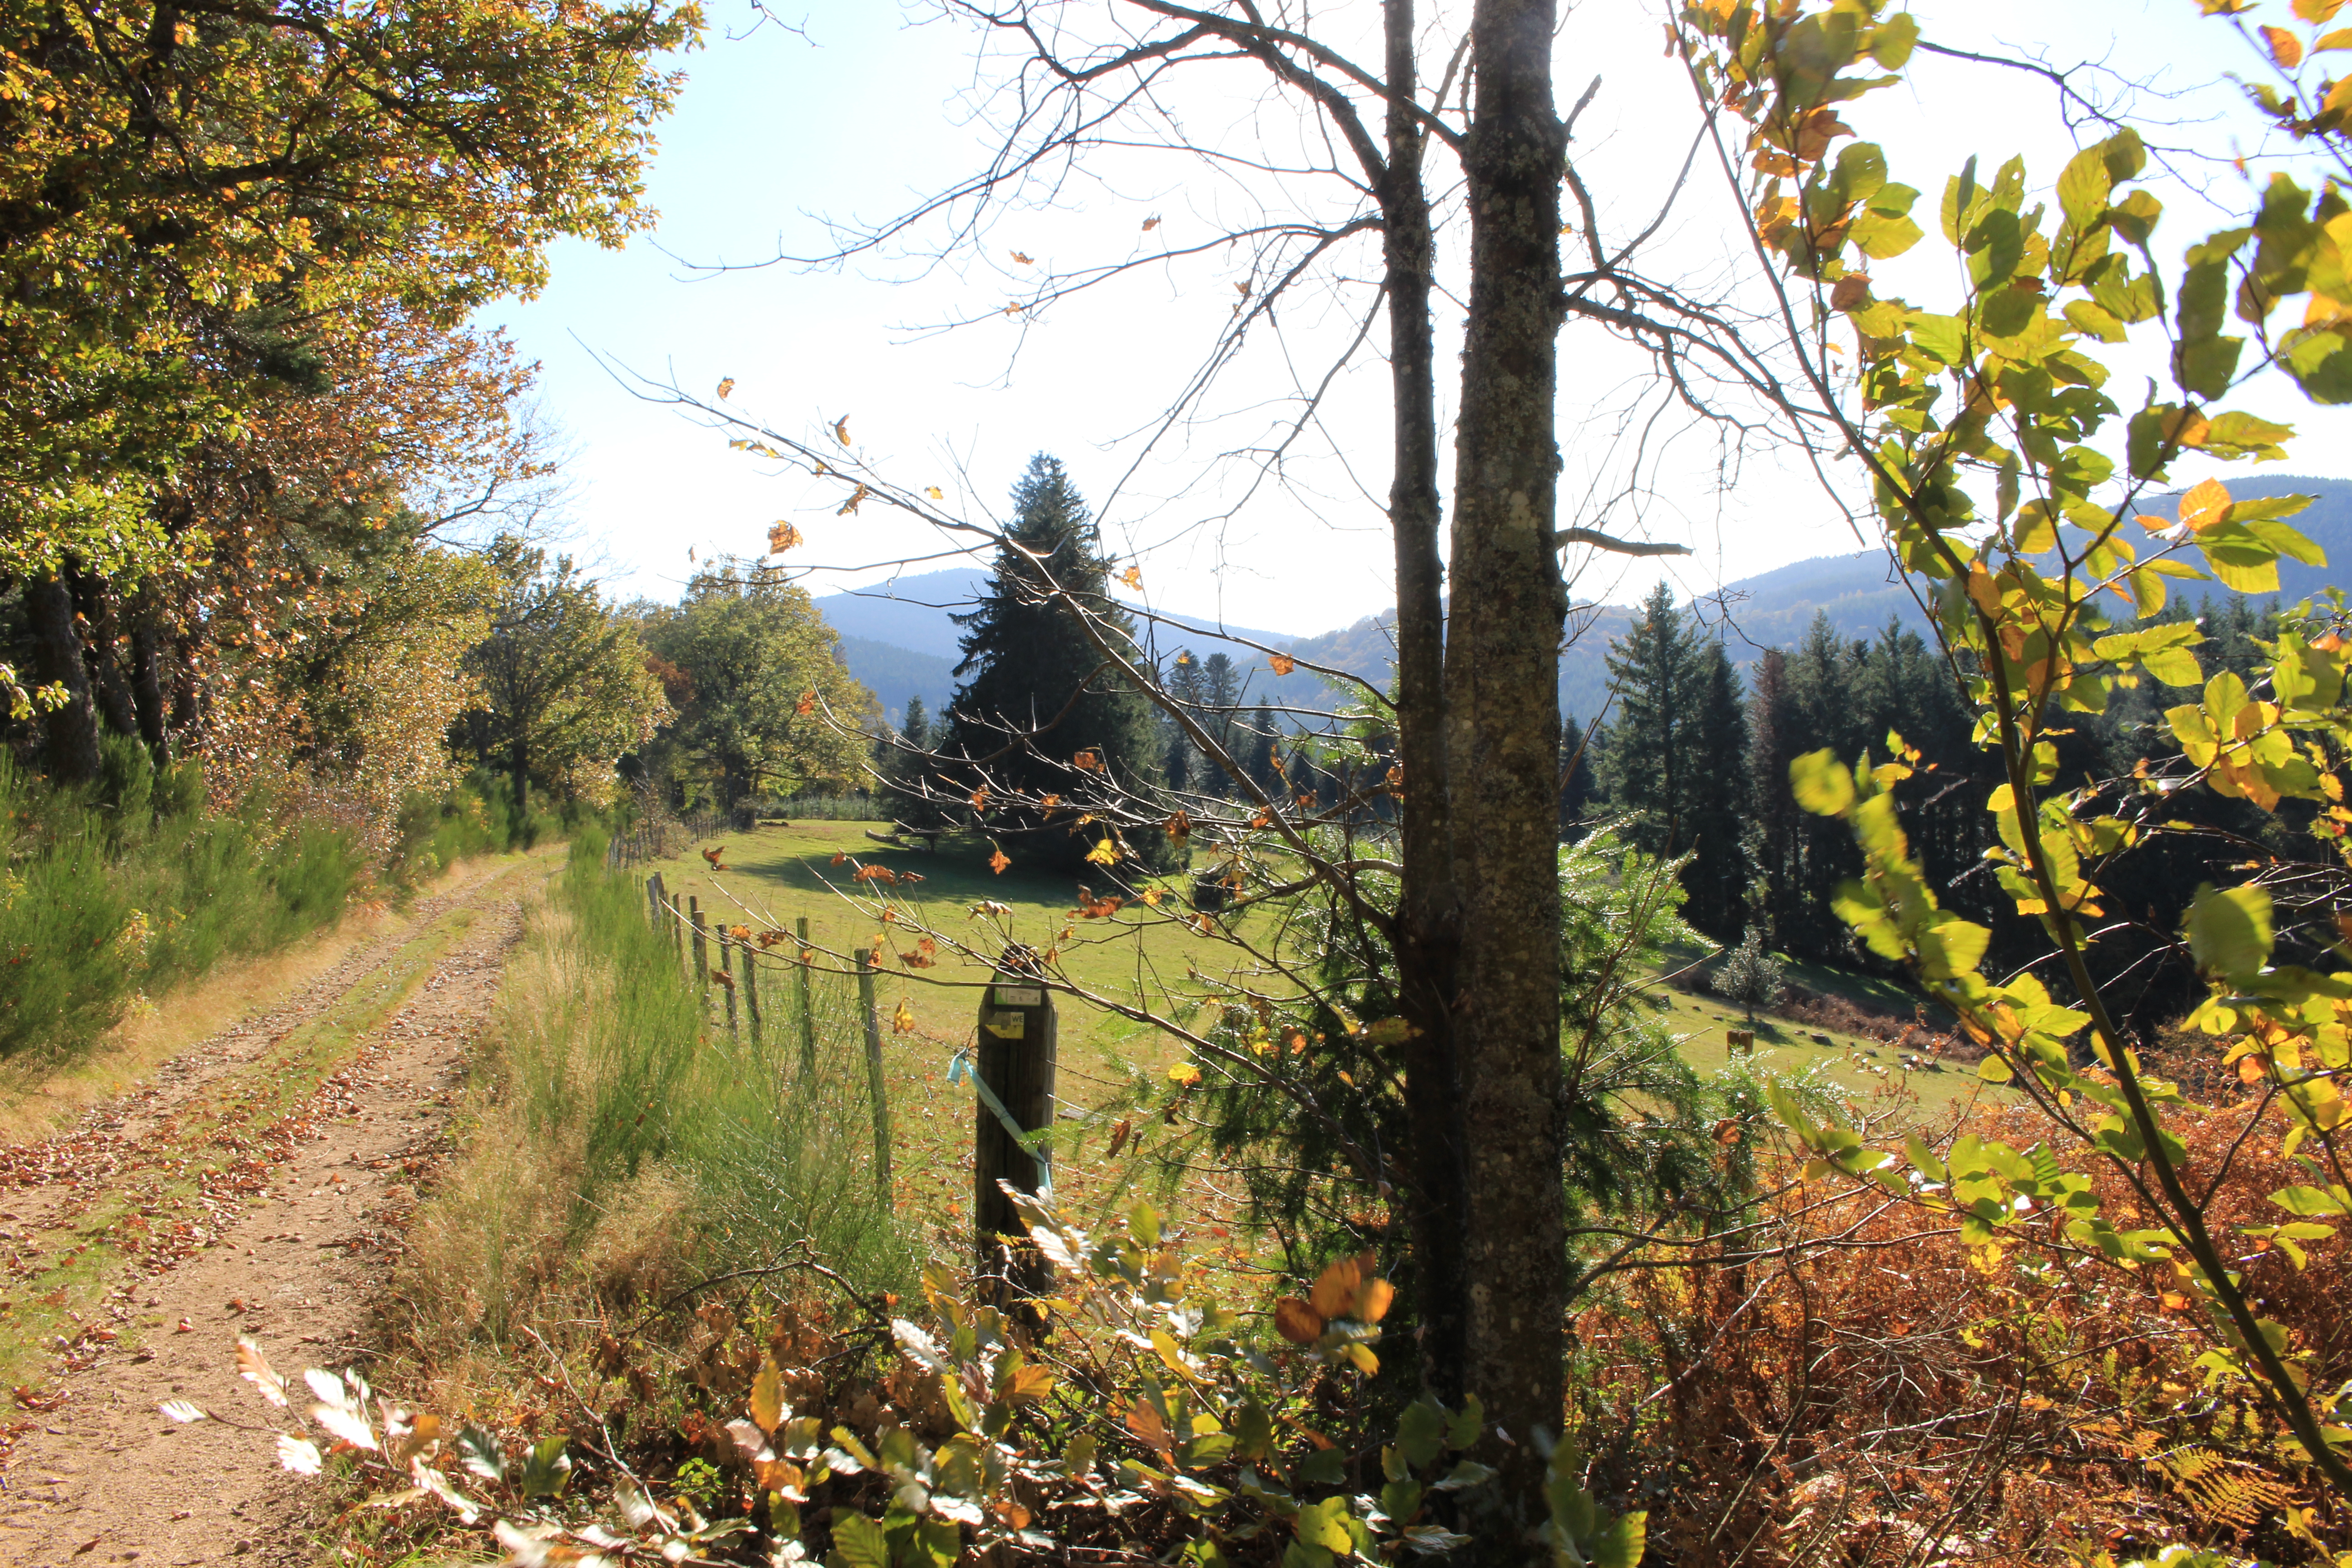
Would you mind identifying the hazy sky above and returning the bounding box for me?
[483,0,2347,635]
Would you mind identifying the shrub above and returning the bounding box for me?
[0,749,364,1061]
[1709,927,1785,1022]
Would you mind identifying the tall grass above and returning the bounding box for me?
[0,737,365,1061]
[394,832,913,1370]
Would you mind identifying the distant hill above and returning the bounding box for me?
[820,477,2349,731]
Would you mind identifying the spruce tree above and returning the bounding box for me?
[944,455,1164,875]
[1598,583,1750,936]
[1245,702,1282,799]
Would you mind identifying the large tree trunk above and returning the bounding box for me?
[1378,0,1470,1410]
[24,571,104,784]
[69,563,141,741]
[1447,0,1569,1529]
[128,593,172,762]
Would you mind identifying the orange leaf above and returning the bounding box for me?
[970,786,990,813]
[1142,215,1161,231]
[1010,249,1035,265]
[832,415,852,446]
[716,377,736,400]
[1354,1274,1396,1324]
[831,851,848,865]
[1269,652,1296,676]
[1073,749,1102,772]
[989,848,1011,875]
[767,521,804,554]
[1273,1297,1324,1345]
[796,691,818,716]
[1119,565,1143,590]
[2265,24,2304,67]
[1127,1400,1172,1454]
[1164,809,1191,843]
[2179,476,2233,533]
[1106,1117,1133,1158]
[1309,1254,1362,1320]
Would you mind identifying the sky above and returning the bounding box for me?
[481,0,2352,637]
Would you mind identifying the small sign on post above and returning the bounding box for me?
[1727,1028,1755,1055]
[975,946,1057,1306]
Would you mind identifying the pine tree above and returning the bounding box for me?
[901,693,931,751]
[1598,583,1749,935]
[944,454,1164,874]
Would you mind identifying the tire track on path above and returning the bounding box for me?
[0,850,554,1566]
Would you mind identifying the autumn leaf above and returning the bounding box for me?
[1085,837,1122,866]
[1273,1297,1323,1345]
[989,847,1011,875]
[1072,749,1102,772]
[1142,215,1161,231]
[1141,887,1164,906]
[892,998,916,1034]
[970,899,1012,917]
[237,1336,289,1408]
[1126,1400,1172,1455]
[832,415,852,445]
[831,851,848,865]
[2264,24,2304,66]
[716,377,736,400]
[837,483,871,515]
[1309,1254,1362,1319]
[1167,1059,1201,1086]
[767,520,804,554]
[926,486,944,500]
[2179,476,2234,533]
[1829,273,1871,311]
[711,969,733,989]
[1164,809,1191,843]
[1106,1117,1133,1158]
[1269,652,1296,676]
[796,690,817,716]
[970,786,990,812]
[1119,564,1143,590]
[1249,808,1273,829]
[1010,249,1035,264]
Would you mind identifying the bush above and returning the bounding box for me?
[0,747,366,1061]
[1709,927,1785,1022]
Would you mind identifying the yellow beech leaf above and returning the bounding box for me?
[1167,1059,1201,1086]
[767,521,804,554]
[716,377,736,400]
[2179,476,2233,533]
[1086,837,1121,866]
[751,1359,784,1435]
[926,486,944,500]
[892,998,916,1034]
[1119,565,1143,590]
[2264,24,2304,66]
[1309,1253,1367,1319]
[832,414,852,445]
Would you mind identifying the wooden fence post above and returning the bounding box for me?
[742,938,763,1046]
[690,900,709,1009]
[795,915,816,1077]
[646,873,663,931]
[719,936,740,1040]
[975,946,1056,1303]
[856,950,892,1194]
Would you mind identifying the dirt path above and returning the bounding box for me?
[0,852,552,1567]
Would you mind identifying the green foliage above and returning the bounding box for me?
[1599,583,1751,934]
[943,456,1166,875]
[0,746,362,1060]
[640,559,878,808]
[1687,0,2352,1501]
[1711,927,1786,1023]
[452,536,670,810]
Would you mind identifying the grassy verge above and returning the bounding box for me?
[382,834,915,1424]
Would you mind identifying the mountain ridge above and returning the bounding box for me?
[820,475,2352,728]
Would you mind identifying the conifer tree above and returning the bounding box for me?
[1599,583,1750,935]
[1245,703,1283,799]
[944,455,1163,874]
